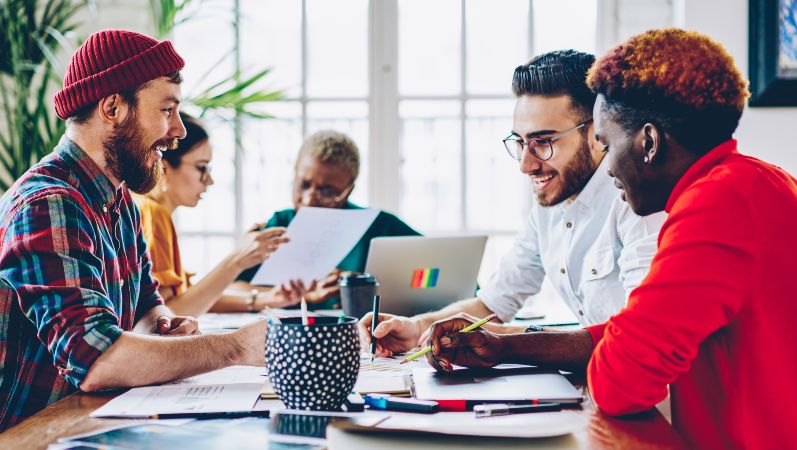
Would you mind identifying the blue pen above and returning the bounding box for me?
[370,295,380,362]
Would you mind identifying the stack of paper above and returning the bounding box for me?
[353,354,423,395]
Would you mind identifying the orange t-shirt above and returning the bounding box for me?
[132,194,189,296]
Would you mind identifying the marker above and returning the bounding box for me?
[474,402,562,418]
[370,295,380,362]
[364,394,439,413]
[400,313,497,364]
[300,296,309,326]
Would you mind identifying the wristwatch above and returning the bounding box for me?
[247,289,259,312]
[524,324,544,333]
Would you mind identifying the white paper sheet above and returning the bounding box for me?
[198,310,343,333]
[250,207,380,285]
[169,365,268,385]
[90,383,263,418]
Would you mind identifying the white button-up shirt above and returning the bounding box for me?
[479,159,666,326]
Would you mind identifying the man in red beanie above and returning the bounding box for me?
[0,30,281,430]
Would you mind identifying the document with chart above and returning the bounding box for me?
[90,383,264,418]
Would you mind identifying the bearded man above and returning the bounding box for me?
[361,50,667,367]
[0,30,280,430]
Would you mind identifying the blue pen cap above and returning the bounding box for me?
[364,394,390,409]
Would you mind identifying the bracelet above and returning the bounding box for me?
[247,289,259,312]
[524,324,544,333]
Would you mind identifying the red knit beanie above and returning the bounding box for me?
[53,29,185,120]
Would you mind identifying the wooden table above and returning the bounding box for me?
[0,382,687,449]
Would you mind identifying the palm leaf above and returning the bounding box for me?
[0,0,88,194]
[189,69,284,117]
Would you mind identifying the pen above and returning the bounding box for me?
[473,402,562,418]
[300,296,309,326]
[400,313,497,364]
[370,295,380,362]
[149,410,271,420]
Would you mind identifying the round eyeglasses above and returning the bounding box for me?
[294,180,354,206]
[502,119,592,162]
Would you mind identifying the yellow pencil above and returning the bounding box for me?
[399,313,497,364]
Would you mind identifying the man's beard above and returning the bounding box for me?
[102,111,170,194]
[536,136,596,207]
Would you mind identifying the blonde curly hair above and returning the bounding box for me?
[297,130,360,182]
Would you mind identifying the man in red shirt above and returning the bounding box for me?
[427,28,797,448]
[586,28,797,448]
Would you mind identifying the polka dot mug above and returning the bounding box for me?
[266,316,360,410]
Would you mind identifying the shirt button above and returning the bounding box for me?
[120,279,125,288]
[103,206,108,213]
[560,268,566,274]
[578,309,584,316]
[566,222,573,228]
[591,268,597,275]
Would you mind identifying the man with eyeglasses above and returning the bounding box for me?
[235,130,420,309]
[360,50,666,365]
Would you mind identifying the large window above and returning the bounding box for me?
[173,0,597,282]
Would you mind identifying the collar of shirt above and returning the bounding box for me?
[55,136,123,214]
[568,155,615,212]
[664,139,738,213]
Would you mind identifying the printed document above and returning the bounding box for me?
[250,207,379,285]
[90,383,263,418]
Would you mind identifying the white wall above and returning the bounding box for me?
[75,0,153,37]
[676,0,797,176]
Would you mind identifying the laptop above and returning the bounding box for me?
[364,235,487,316]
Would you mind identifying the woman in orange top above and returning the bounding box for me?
[135,113,308,316]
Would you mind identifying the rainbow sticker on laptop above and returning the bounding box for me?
[410,268,440,289]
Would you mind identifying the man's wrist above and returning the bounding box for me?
[410,316,427,340]
[247,289,258,312]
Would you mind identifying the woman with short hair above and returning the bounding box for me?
[235,130,420,309]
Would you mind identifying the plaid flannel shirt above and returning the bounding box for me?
[0,137,163,430]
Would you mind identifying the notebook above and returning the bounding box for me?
[411,365,583,404]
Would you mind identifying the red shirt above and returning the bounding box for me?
[586,140,797,449]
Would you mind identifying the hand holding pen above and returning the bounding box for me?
[422,313,503,372]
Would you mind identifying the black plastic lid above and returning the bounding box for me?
[338,273,379,287]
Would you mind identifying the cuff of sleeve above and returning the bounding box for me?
[477,289,516,324]
[585,323,607,346]
[236,265,258,283]
[59,322,124,389]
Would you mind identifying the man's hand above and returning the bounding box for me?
[232,226,289,271]
[359,312,422,357]
[156,315,200,336]
[425,316,505,372]
[256,280,316,309]
[232,318,269,366]
[303,269,346,304]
